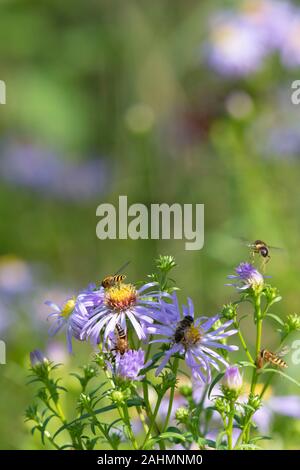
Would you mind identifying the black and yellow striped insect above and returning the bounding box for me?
[101,261,130,289]
[111,323,129,356]
[256,347,289,369]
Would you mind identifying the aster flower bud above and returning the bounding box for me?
[179,383,193,398]
[264,286,282,306]
[221,303,237,321]
[175,407,189,423]
[30,349,49,368]
[283,313,300,335]
[110,390,125,405]
[214,397,230,416]
[155,255,177,272]
[221,366,243,399]
[248,393,261,411]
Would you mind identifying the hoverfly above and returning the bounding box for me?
[101,261,131,289]
[111,323,129,356]
[256,346,289,369]
[240,238,282,270]
[174,315,194,343]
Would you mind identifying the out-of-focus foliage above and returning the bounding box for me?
[1,0,300,449]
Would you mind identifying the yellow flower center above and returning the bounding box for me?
[105,283,137,311]
[61,298,76,317]
[182,325,202,347]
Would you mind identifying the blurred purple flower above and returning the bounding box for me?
[205,1,296,76]
[0,256,33,296]
[148,293,238,383]
[243,0,293,48]
[0,140,110,202]
[254,395,300,433]
[205,13,269,77]
[46,341,69,364]
[279,14,300,67]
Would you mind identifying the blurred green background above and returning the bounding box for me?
[1,0,300,449]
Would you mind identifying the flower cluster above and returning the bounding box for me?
[45,262,239,384]
[28,255,299,451]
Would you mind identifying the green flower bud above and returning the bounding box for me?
[221,303,237,321]
[263,286,282,305]
[214,397,230,415]
[284,314,300,334]
[248,393,261,411]
[175,407,189,423]
[179,383,193,398]
[110,390,125,405]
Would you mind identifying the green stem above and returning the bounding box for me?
[250,295,263,394]
[234,320,254,364]
[162,357,179,432]
[141,394,163,449]
[136,405,149,435]
[234,413,254,449]
[227,400,235,450]
[122,402,138,450]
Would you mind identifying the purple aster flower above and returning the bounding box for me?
[30,349,48,367]
[46,285,103,353]
[110,349,147,381]
[205,12,269,77]
[148,293,238,383]
[227,262,264,290]
[80,282,164,345]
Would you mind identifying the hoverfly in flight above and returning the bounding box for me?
[101,261,131,289]
[256,346,289,370]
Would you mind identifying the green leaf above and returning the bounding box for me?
[197,437,216,449]
[237,314,249,325]
[242,404,256,413]
[260,368,300,387]
[53,398,143,439]
[216,430,228,449]
[237,361,256,368]
[144,431,185,450]
[208,372,224,399]
[265,313,284,326]
[250,435,272,443]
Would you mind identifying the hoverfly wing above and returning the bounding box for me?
[267,245,284,251]
[277,345,290,357]
[236,236,259,248]
[113,261,131,276]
